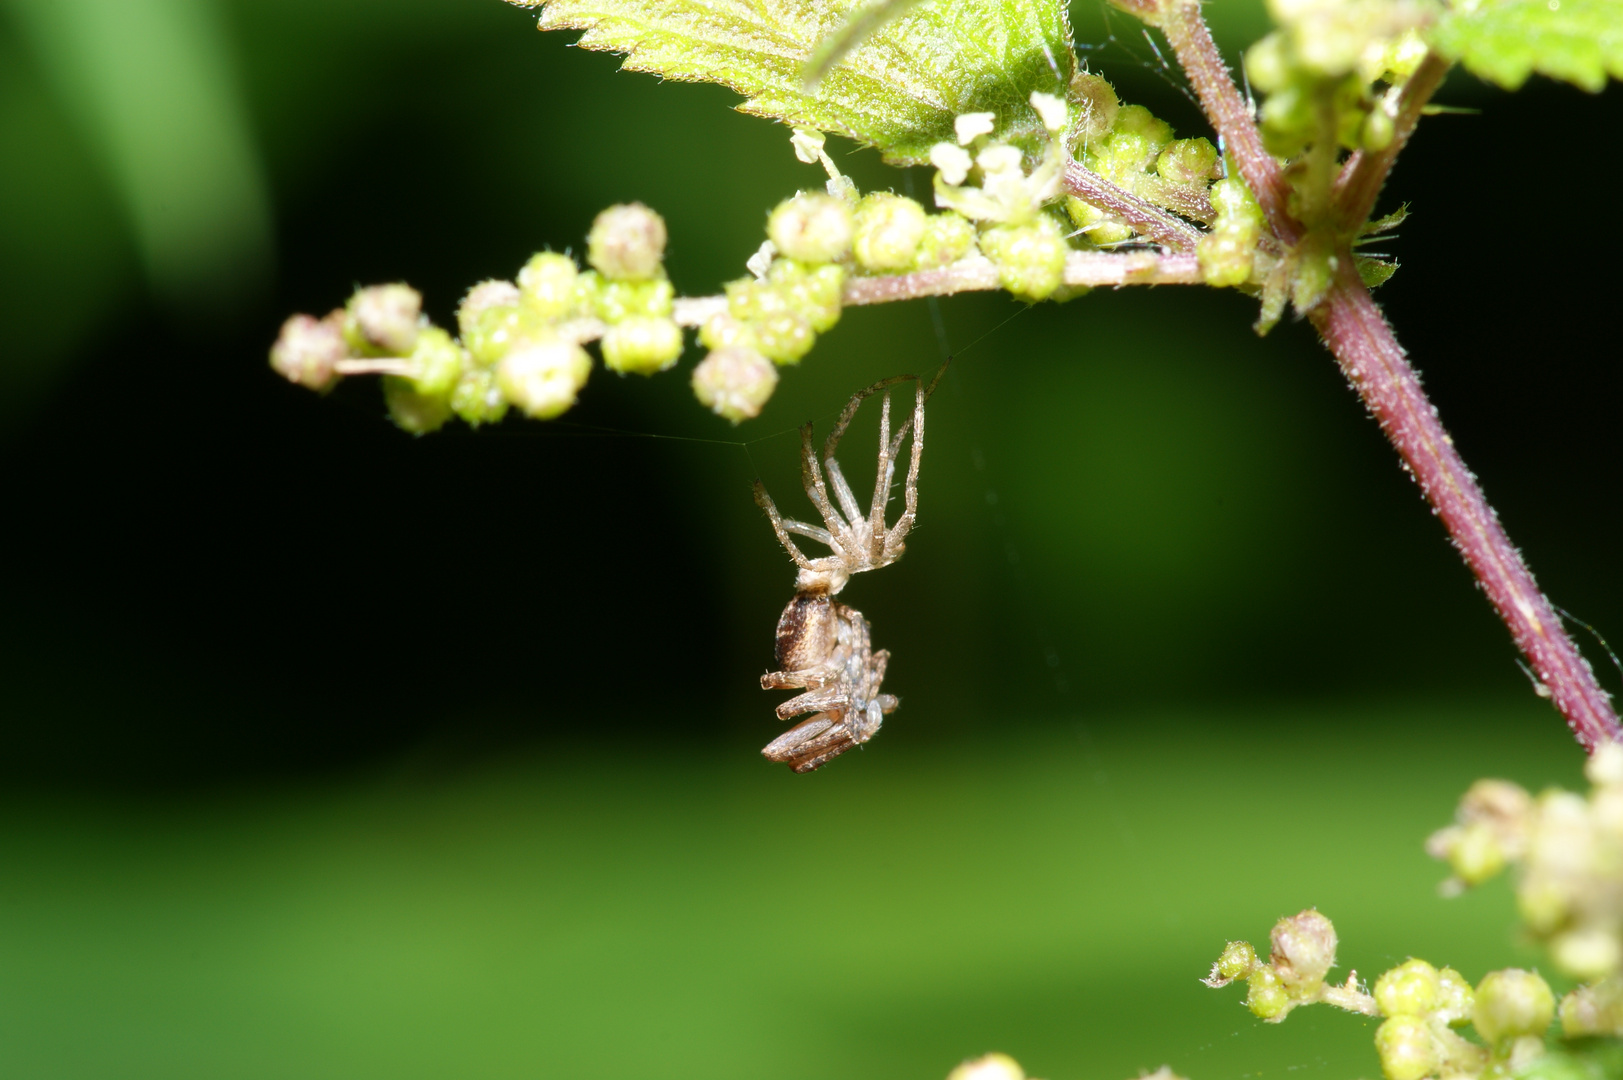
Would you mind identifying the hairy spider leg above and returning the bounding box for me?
[883,362,948,560]
[798,420,855,551]
[752,482,845,575]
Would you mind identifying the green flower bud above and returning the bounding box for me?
[753,311,816,365]
[344,283,422,357]
[1436,967,1476,1026]
[1517,876,1571,936]
[1290,243,1335,313]
[382,376,453,435]
[406,326,465,398]
[913,212,977,270]
[450,365,510,427]
[1551,927,1622,982]
[270,311,348,392]
[852,193,928,272]
[692,346,778,423]
[1156,138,1220,184]
[946,1053,1024,1080]
[1361,109,1395,152]
[496,337,591,419]
[767,258,844,332]
[1066,196,1135,246]
[1374,1016,1438,1080]
[980,216,1067,302]
[1067,71,1120,145]
[1246,966,1291,1020]
[1244,32,1293,94]
[1375,959,1440,1017]
[1449,820,1507,885]
[517,252,580,321]
[1215,940,1259,981]
[1270,909,1337,988]
[1107,105,1173,169]
[457,280,524,366]
[768,193,853,264]
[594,276,674,323]
[586,202,667,281]
[1474,969,1555,1045]
[698,312,758,352]
[601,316,684,375]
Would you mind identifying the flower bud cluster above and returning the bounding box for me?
[1430,744,1623,1036]
[1245,0,1431,158]
[1197,174,1267,287]
[925,92,1081,301]
[1065,88,1223,244]
[1203,909,1345,1023]
[269,203,692,433]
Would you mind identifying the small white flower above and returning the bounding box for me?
[790,128,826,165]
[929,142,973,186]
[1029,91,1069,133]
[954,111,996,145]
[975,144,1023,175]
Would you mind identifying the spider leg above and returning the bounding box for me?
[771,681,853,722]
[883,370,942,559]
[798,421,851,545]
[822,454,868,535]
[761,714,862,772]
[754,481,842,572]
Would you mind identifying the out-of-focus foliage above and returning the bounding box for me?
[517,0,1077,162]
[1432,0,1623,92]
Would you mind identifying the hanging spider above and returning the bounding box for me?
[752,365,944,772]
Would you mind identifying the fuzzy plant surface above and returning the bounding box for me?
[266,0,1623,1073]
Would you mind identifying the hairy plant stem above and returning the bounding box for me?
[1062,163,1205,252]
[1311,260,1621,749]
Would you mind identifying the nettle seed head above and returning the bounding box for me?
[450,365,510,427]
[587,202,667,281]
[768,193,854,264]
[1374,959,1440,1017]
[383,376,453,435]
[852,193,928,272]
[517,252,580,321]
[1474,969,1555,1046]
[497,337,591,420]
[344,283,422,356]
[1374,1015,1438,1080]
[979,215,1067,302]
[1270,909,1338,988]
[407,326,466,398]
[458,279,524,366]
[601,316,684,375]
[691,346,778,423]
[270,311,348,392]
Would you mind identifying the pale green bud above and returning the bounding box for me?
[1270,909,1338,988]
[1375,959,1440,1017]
[946,1053,1024,1080]
[1068,71,1119,145]
[1111,105,1173,160]
[1517,876,1570,935]
[698,313,758,353]
[270,311,348,392]
[594,277,674,323]
[450,365,510,427]
[382,376,453,435]
[344,283,422,356]
[1214,941,1258,981]
[1244,32,1294,93]
[407,326,465,398]
[980,216,1067,302]
[1156,138,1220,184]
[457,280,524,366]
[768,193,853,263]
[1246,967,1290,1020]
[852,193,928,272]
[771,259,844,333]
[1361,109,1396,152]
[1374,1016,1437,1080]
[497,338,591,419]
[912,213,977,270]
[1449,820,1507,885]
[1436,967,1476,1026]
[517,252,579,321]
[1474,969,1555,1045]
[1550,927,1622,982]
[691,346,778,423]
[753,311,816,365]
[601,316,683,375]
[586,202,667,281]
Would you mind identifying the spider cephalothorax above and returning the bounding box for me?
[752,368,941,772]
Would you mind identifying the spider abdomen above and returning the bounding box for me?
[773,592,838,671]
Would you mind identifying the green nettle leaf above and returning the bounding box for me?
[1430,0,1623,92]
[515,0,1077,163]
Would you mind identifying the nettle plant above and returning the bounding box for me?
[269,0,1623,1075]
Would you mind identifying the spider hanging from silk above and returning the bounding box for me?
[752,364,945,772]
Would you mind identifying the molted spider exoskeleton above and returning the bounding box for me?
[753,367,943,772]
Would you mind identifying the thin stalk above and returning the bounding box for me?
[1310,258,1621,749]
[1334,51,1452,233]
[1062,163,1206,252]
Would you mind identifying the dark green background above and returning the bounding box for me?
[0,0,1618,1076]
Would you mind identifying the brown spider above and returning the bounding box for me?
[752,367,943,772]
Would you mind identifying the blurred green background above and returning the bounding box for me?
[0,0,1619,1076]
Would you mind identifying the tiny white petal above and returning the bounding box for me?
[746,240,777,280]
[976,144,1023,175]
[790,128,826,164]
[1029,91,1069,133]
[929,143,972,186]
[954,111,997,145]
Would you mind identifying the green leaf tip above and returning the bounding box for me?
[515,0,1079,163]
[1431,0,1623,92]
